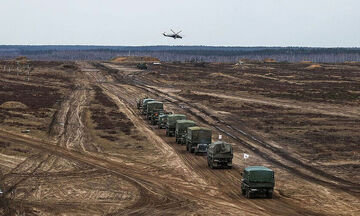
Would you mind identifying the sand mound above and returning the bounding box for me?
[111,56,160,63]
[300,60,312,64]
[0,101,28,109]
[13,56,29,62]
[210,72,236,79]
[305,64,322,69]
[263,58,277,63]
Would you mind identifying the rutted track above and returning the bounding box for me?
[97,62,360,195]
[83,62,328,215]
[0,130,197,215]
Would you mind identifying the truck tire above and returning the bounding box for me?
[190,148,194,153]
[186,145,189,152]
[242,189,246,196]
[246,189,254,199]
[266,192,273,199]
[210,161,214,169]
[249,192,254,199]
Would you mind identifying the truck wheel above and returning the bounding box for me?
[249,192,254,199]
[267,192,273,199]
[186,145,189,152]
[246,190,254,199]
[242,189,246,196]
[190,148,194,153]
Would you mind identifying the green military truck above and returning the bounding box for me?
[175,120,197,144]
[186,127,212,154]
[241,166,275,199]
[141,98,155,115]
[146,101,164,121]
[207,141,233,169]
[166,114,186,137]
[158,113,172,129]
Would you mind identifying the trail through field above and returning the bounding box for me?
[1,61,359,215]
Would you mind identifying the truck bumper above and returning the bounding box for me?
[213,160,232,168]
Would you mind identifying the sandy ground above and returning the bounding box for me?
[0,60,359,215]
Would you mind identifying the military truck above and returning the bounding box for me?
[141,98,155,115]
[136,63,148,70]
[150,109,168,125]
[166,114,186,136]
[241,166,275,199]
[185,127,212,154]
[146,101,164,121]
[175,120,197,144]
[207,141,233,169]
[158,113,172,129]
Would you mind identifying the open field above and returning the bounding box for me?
[0,59,359,215]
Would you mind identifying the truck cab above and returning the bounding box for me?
[158,113,172,129]
[146,101,164,122]
[241,166,275,199]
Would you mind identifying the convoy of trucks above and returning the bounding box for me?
[136,97,275,199]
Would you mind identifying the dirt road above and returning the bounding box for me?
[0,61,359,215]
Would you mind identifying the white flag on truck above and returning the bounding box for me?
[244,153,249,159]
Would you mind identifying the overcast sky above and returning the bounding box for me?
[1,0,359,47]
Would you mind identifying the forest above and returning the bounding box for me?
[0,45,359,62]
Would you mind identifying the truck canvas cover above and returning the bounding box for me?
[245,166,274,183]
[208,141,233,156]
[143,98,154,104]
[167,114,186,127]
[176,120,196,132]
[187,127,212,143]
[147,101,163,112]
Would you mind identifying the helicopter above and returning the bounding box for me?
[163,29,183,39]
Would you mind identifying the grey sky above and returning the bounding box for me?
[1,0,359,47]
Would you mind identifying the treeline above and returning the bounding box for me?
[0,45,359,63]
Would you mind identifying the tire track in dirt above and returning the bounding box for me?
[79,62,318,215]
[0,129,272,215]
[49,64,99,153]
[89,63,330,216]
[104,84,330,216]
[98,63,360,193]
[140,83,360,193]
